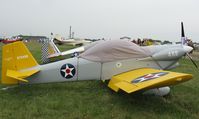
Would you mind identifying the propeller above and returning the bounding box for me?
[186,53,198,69]
[181,22,198,70]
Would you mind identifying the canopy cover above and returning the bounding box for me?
[80,39,150,62]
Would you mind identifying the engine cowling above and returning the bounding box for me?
[152,48,185,61]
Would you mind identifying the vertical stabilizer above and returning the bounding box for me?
[1,41,39,84]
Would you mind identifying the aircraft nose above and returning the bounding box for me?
[183,45,193,53]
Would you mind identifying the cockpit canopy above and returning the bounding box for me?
[80,39,150,62]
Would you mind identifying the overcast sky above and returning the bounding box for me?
[0,0,198,42]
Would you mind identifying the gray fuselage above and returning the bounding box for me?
[23,44,190,84]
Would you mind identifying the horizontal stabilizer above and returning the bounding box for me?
[108,68,192,93]
[6,69,40,83]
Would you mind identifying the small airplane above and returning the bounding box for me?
[53,34,91,46]
[46,38,86,59]
[41,35,101,64]
[2,36,22,44]
[0,39,3,42]
[1,22,196,96]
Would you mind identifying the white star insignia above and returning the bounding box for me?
[61,64,74,77]
[138,74,160,82]
[132,72,168,83]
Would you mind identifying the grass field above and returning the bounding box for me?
[0,42,199,119]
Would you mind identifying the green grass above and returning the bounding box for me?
[0,42,199,119]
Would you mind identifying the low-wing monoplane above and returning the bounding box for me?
[1,36,22,44]
[46,38,86,59]
[53,34,91,46]
[1,22,195,96]
[44,37,102,62]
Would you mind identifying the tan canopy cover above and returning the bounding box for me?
[80,39,150,62]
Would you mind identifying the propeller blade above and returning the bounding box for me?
[181,22,187,45]
[186,53,198,69]
[181,22,185,37]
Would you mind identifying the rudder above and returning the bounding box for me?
[1,41,39,84]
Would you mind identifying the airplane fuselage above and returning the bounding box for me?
[24,44,190,84]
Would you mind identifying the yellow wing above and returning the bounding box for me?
[108,68,192,93]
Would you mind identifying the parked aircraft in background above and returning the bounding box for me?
[52,26,91,46]
[45,38,101,62]
[0,38,3,42]
[47,38,86,59]
[1,36,22,44]
[53,34,91,46]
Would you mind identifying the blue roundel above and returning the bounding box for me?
[60,63,76,79]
